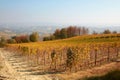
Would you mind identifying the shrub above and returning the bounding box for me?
[29,32,39,42]
[66,48,75,71]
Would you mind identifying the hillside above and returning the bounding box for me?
[0,25,120,36]
[10,33,120,46]
[0,48,119,80]
[1,33,119,80]
[0,31,16,39]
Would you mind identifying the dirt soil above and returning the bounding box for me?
[0,48,120,80]
[0,49,56,80]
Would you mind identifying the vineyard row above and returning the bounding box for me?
[6,42,120,72]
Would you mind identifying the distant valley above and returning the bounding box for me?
[0,24,120,39]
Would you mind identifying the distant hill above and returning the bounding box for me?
[88,26,120,34]
[0,25,16,39]
[0,24,120,38]
[0,31,16,39]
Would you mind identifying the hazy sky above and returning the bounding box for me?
[0,0,120,26]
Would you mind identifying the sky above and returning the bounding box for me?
[0,0,120,26]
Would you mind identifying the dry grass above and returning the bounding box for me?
[55,62,120,80]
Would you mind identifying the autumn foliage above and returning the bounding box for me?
[6,34,120,72]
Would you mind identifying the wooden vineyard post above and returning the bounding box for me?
[50,50,56,70]
[55,57,57,70]
[116,47,119,59]
[43,51,46,72]
[60,51,62,68]
[94,49,97,66]
[107,47,110,62]
[36,49,39,65]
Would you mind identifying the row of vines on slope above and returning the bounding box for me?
[5,42,120,72]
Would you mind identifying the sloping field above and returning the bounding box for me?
[9,33,120,46]
[3,33,120,80]
[6,34,120,71]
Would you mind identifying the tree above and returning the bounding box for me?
[86,28,89,34]
[66,48,75,71]
[78,27,81,35]
[60,28,67,39]
[43,36,50,41]
[29,32,39,42]
[14,36,22,43]
[7,39,16,44]
[93,31,98,35]
[103,29,111,34]
[49,35,55,40]
[0,37,7,47]
[20,35,29,43]
[43,35,55,41]
[14,35,29,43]
[67,26,74,37]
[53,29,61,39]
[0,37,6,43]
[113,31,117,34]
[43,26,89,41]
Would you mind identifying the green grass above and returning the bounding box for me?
[80,70,120,80]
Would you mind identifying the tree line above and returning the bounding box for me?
[43,26,89,41]
[93,29,118,35]
[43,26,118,41]
[0,26,118,47]
[9,32,39,43]
[0,32,39,47]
